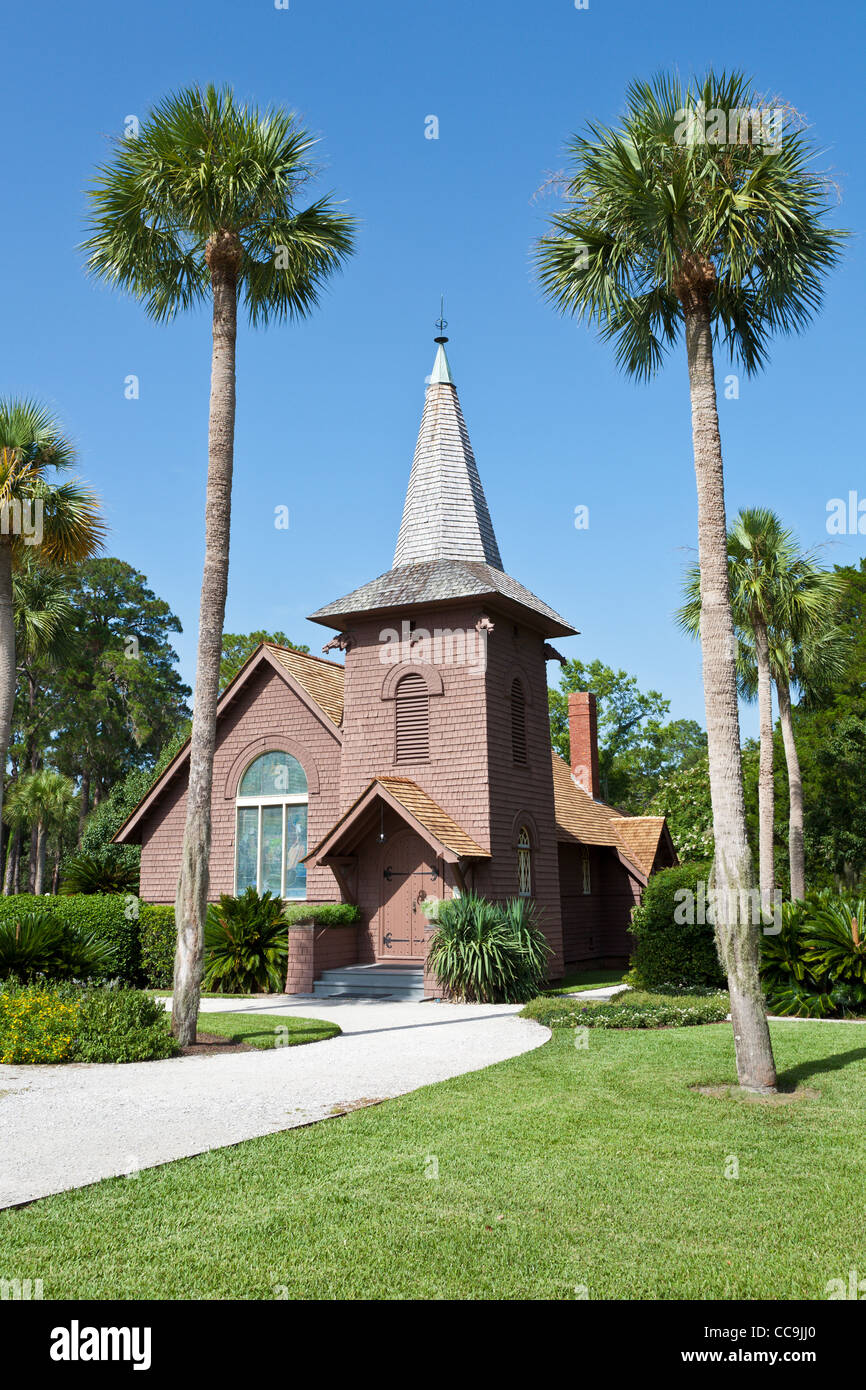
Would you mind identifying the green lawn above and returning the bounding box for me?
[546,969,627,994]
[2,1020,864,1299]
[195,1011,340,1049]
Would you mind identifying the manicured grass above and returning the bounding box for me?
[2,1021,865,1298]
[546,969,626,994]
[195,1012,340,1049]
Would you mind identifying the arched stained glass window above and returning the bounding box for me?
[235,752,308,900]
[517,826,532,898]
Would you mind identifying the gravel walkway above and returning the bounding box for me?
[0,998,548,1208]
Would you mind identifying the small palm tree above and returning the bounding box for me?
[4,769,77,894]
[0,401,105,839]
[82,83,356,1043]
[535,70,845,1091]
[680,511,847,903]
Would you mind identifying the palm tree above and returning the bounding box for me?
[0,401,105,842]
[82,84,356,1043]
[3,555,77,894]
[680,512,848,904]
[4,770,76,895]
[739,566,847,900]
[535,72,844,1091]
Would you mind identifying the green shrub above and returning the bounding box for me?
[59,854,139,896]
[204,889,288,994]
[139,905,176,988]
[760,891,866,1018]
[73,989,179,1062]
[427,894,551,1004]
[282,902,361,927]
[521,989,730,1029]
[0,895,141,984]
[628,861,725,991]
[0,910,118,983]
[0,983,178,1063]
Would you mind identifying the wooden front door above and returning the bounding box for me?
[379,830,438,960]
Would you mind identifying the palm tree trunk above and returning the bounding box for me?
[684,297,776,1092]
[78,768,90,846]
[753,617,776,910]
[0,540,15,837]
[172,238,239,1045]
[34,821,46,895]
[775,672,805,899]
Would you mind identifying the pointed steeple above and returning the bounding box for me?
[393,338,503,570]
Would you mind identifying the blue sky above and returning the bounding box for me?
[2,0,862,736]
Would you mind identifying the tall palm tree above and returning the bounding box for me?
[4,769,76,894]
[738,567,847,900]
[82,84,356,1043]
[535,72,844,1091]
[0,401,105,841]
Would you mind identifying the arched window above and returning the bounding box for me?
[235,751,308,900]
[582,847,592,896]
[395,672,429,763]
[517,825,532,898]
[511,678,527,764]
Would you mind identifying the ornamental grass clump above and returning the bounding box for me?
[426,895,550,1003]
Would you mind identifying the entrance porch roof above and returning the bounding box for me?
[304,777,490,867]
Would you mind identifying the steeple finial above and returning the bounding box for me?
[429,297,454,386]
[434,294,448,343]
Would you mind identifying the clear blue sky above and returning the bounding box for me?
[2,0,862,737]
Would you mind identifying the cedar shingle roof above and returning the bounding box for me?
[304,775,490,864]
[308,558,576,637]
[375,777,489,858]
[265,644,344,728]
[609,817,667,875]
[550,752,646,877]
[394,344,503,568]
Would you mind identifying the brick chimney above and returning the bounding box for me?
[568,691,600,799]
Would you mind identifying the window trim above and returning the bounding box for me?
[517,824,532,899]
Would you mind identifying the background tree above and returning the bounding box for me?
[48,558,191,838]
[83,84,356,1042]
[220,630,309,690]
[4,770,76,894]
[535,70,843,1091]
[549,657,706,808]
[0,399,104,834]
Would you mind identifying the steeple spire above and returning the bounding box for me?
[393,331,503,570]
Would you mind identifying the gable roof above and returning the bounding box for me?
[609,816,669,876]
[550,751,664,881]
[265,644,344,727]
[393,340,503,569]
[304,775,490,866]
[112,644,344,845]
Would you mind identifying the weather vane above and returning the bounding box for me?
[434,294,448,343]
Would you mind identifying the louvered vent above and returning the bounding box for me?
[511,679,527,764]
[395,673,429,763]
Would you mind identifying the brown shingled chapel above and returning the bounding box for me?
[115,335,676,999]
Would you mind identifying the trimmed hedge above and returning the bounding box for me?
[283,903,361,927]
[628,861,726,991]
[0,982,179,1064]
[0,895,176,989]
[522,989,730,1030]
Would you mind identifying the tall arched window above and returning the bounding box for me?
[511,678,527,764]
[395,672,429,762]
[235,751,308,900]
[517,826,532,898]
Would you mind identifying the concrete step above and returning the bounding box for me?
[313,963,425,1001]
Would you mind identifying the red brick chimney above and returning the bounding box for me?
[568,691,600,799]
